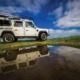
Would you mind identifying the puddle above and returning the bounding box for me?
[0,46,80,80]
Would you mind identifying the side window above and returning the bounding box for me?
[0,20,11,26]
[4,20,11,26]
[14,21,23,27]
[0,20,3,26]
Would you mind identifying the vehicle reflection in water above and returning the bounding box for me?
[0,46,49,74]
[0,46,80,80]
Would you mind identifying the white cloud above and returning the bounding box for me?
[17,0,49,14]
[54,6,63,18]
[48,29,80,38]
[50,0,80,28]
[49,6,63,18]
[0,6,25,14]
[0,0,49,14]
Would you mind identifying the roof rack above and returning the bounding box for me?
[0,14,9,18]
[9,16,20,20]
[0,14,33,20]
[0,14,20,20]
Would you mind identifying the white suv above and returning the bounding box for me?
[0,15,49,43]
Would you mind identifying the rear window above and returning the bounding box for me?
[14,21,23,27]
[0,20,11,26]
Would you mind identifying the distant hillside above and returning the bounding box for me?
[49,36,80,42]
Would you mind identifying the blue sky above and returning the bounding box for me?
[0,0,80,38]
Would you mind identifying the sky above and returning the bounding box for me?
[0,0,80,38]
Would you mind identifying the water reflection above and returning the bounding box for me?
[0,46,49,74]
[0,46,80,80]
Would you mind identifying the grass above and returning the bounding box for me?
[0,36,80,53]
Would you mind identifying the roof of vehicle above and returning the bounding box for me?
[0,14,33,22]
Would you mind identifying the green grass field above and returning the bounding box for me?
[0,36,80,53]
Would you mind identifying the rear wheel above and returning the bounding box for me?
[2,33,15,43]
[4,50,17,61]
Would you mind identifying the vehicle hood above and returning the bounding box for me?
[36,28,48,32]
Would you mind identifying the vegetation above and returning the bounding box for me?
[0,36,80,53]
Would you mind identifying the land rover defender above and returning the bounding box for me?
[0,15,49,43]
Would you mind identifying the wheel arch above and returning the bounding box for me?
[1,31,15,37]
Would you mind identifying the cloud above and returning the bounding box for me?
[48,29,80,38]
[0,0,49,14]
[48,6,63,18]
[49,0,80,28]
[17,0,49,14]
[0,6,25,14]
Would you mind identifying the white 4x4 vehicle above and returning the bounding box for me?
[0,15,49,43]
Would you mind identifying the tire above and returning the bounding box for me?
[2,33,15,43]
[39,33,47,41]
[37,46,48,55]
[4,50,17,61]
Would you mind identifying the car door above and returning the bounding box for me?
[24,22,38,37]
[13,21,25,36]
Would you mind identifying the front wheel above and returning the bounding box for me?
[39,33,47,41]
[37,46,48,55]
[2,33,15,43]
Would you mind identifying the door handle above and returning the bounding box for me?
[15,29,18,31]
[26,30,28,31]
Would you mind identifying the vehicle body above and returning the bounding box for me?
[0,15,49,43]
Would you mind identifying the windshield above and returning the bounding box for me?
[26,22,35,28]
